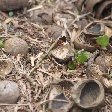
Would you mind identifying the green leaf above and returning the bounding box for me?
[75,51,90,64]
[96,35,109,48]
[9,11,14,17]
[0,40,4,48]
[67,61,76,70]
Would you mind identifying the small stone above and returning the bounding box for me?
[0,59,13,77]
[0,80,20,104]
[4,37,28,56]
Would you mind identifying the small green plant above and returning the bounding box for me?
[0,39,4,48]
[68,50,90,70]
[67,61,76,70]
[9,11,14,17]
[75,51,90,64]
[96,35,109,48]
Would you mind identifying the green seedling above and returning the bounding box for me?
[75,51,90,64]
[0,39,4,48]
[68,50,90,70]
[67,61,76,70]
[9,11,14,17]
[96,35,109,48]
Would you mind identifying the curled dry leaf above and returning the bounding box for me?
[71,79,105,109]
[51,43,74,64]
[0,59,13,77]
[0,0,29,11]
[54,13,74,25]
[46,25,63,41]
[27,7,54,25]
[0,80,20,104]
[4,37,28,56]
[73,33,96,52]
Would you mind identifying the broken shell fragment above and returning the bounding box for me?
[84,22,105,36]
[49,92,72,112]
[84,22,112,37]
[72,79,105,109]
[0,80,20,104]
[73,34,96,52]
[0,59,13,77]
[51,43,74,64]
[0,0,29,11]
[4,37,28,56]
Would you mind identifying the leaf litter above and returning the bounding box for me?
[0,0,111,112]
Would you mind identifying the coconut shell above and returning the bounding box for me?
[4,37,28,56]
[71,79,105,109]
[0,80,20,104]
[0,0,28,11]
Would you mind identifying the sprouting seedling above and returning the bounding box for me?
[9,11,14,17]
[0,39,4,48]
[67,61,76,70]
[96,35,109,48]
[68,50,90,70]
[75,50,90,64]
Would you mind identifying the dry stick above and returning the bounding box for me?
[28,12,91,77]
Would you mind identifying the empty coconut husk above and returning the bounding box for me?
[75,0,112,19]
[0,0,29,11]
[95,1,112,18]
[84,22,112,38]
[84,0,103,13]
[71,79,105,109]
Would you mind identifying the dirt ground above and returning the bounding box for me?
[0,0,112,112]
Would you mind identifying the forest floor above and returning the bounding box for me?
[0,0,112,112]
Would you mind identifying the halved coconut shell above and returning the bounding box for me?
[95,1,112,18]
[71,79,105,109]
[0,80,20,104]
[84,22,105,36]
[0,0,28,11]
[0,59,13,77]
[85,0,103,13]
